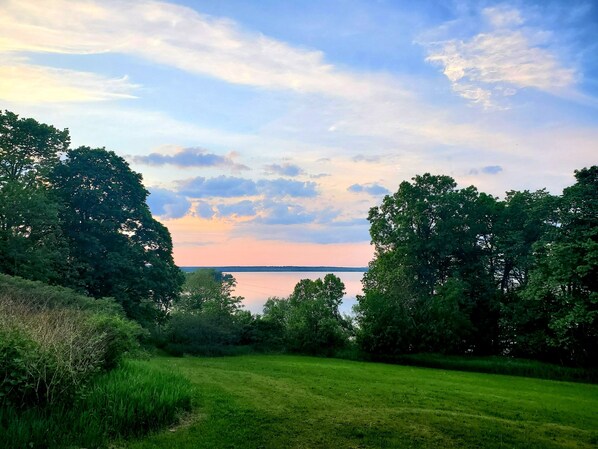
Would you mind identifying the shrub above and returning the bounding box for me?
[0,327,34,406]
[1,296,108,406]
[86,313,144,370]
[0,276,142,407]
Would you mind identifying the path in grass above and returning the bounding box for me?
[123,355,598,449]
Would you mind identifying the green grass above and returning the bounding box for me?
[123,355,598,449]
[375,353,598,383]
[0,359,193,449]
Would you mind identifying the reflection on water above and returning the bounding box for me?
[229,271,365,315]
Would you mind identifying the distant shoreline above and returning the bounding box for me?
[180,266,368,273]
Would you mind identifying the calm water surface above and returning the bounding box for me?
[229,271,365,315]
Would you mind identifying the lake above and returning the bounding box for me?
[228,271,365,315]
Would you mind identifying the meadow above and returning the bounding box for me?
[123,355,598,449]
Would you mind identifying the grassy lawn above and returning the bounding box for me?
[123,355,598,449]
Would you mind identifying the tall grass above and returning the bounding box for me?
[0,359,193,449]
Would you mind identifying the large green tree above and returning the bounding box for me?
[51,147,183,321]
[518,167,597,366]
[0,111,70,282]
[357,174,500,355]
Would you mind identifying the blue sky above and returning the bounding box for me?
[1,0,596,265]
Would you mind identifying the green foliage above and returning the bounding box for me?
[86,313,144,370]
[178,268,243,316]
[162,269,250,355]
[0,327,34,406]
[0,359,193,449]
[0,110,183,325]
[0,110,68,185]
[518,166,598,366]
[0,273,122,314]
[0,276,142,408]
[51,146,184,322]
[358,174,501,355]
[357,168,597,367]
[0,110,73,286]
[261,274,352,355]
[164,313,246,356]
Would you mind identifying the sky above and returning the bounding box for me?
[1,0,597,267]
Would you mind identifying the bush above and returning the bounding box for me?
[0,276,142,407]
[0,327,34,406]
[86,313,144,370]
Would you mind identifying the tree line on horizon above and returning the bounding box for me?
[0,110,596,368]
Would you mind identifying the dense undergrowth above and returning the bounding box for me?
[0,360,193,449]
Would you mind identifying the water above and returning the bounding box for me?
[228,271,365,315]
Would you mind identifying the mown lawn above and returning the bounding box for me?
[123,355,598,449]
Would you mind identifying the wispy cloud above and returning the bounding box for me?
[147,188,191,219]
[0,58,138,103]
[177,176,318,198]
[469,165,503,176]
[1,0,537,162]
[424,5,577,108]
[133,147,249,171]
[217,200,258,218]
[264,163,305,177]
[483,4,524,28]
[348,183,389,196]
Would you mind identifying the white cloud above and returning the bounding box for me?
[425,6,577,108]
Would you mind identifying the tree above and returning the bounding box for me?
[357,174,500,355]
[495,189,556,293]
[179,268,242,316]
[519,167,597,366]
[261,274,350,355]
[164,269,249,354]
[0,181,67,283]
[51,147,183,321]
[0,110,69,185]
[0,111,70,282]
